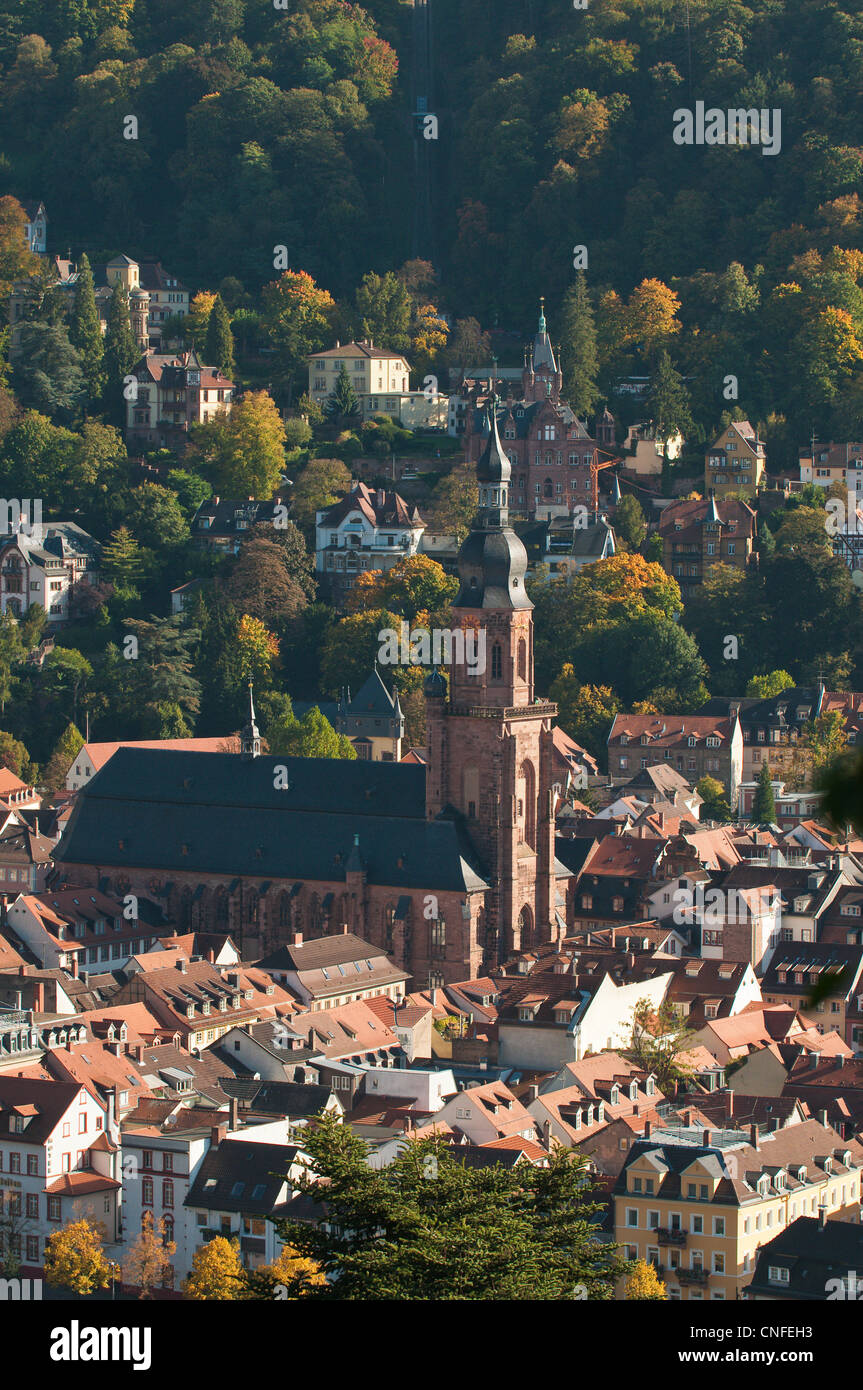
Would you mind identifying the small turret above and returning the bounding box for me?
[241,680,260,759]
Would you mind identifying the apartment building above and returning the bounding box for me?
[0,1076,120,1281]
[614,1117,863,1300]
[704,420,766,498]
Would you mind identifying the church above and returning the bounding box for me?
[463,300,617,521]
[55,423,570,987]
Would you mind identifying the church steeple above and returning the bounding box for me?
[453,399,531,612]
[241,680,261,759]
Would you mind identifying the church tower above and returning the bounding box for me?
[425,404,560,965]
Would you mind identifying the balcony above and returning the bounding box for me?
[655,1227,687,1246]
[677,1266,710,1286]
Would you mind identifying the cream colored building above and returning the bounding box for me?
[705,420,766,498]
[614,1118,863,1300]
[308,341,410,404]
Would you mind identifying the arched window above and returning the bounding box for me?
[518,905,534,951]
[245,889,258,924]
[517,638,527,681]
[278,891,292,929]
[384,902,396,953]
[308,893,323,935]
[491,643,502,680]
[215,887,229,926]
[543,478,553,498]
[519,759,536,849]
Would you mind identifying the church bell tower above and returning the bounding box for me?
[425,402,560,964]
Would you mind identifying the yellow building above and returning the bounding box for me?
[705,420,766,498]
[613,1118,863,1300]
[308,341,411,408]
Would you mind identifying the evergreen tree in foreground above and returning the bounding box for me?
[69,252,105,401]
[753,760,776,823]
[559,272,599,418]
[270,1111,626,1300]
[204,295,236,377]
[102,281,138,421]
[324,364,360,424]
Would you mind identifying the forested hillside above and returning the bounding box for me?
[2,0,863,448]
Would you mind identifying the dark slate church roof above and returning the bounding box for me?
[56,748,489,894]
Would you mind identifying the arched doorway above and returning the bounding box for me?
[518,905,534,951]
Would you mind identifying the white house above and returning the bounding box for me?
[0,519,100,622]
[0,1075,120,1281]
[315,482,425,605]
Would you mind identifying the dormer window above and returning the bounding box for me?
[610,1085,620,1105]
[629,1080,638,1102]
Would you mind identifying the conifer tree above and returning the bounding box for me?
[102,280,138,419]
[204,295,236,377]
[324,364,361,423]
[753,761,776,824]
[69,252,105,400]
[43,721,84,794]
[559,273,599,416]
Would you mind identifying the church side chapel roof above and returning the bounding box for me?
[56,748,489,894]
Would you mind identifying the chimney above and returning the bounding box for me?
[702,1128,712,1147]
[818,1203,828,1231]
[70,953,79,980]
[210,1122,227,1147]
[229,1095,239,1130]
[33,981,44,1013]
[528,1083,540,1103]
[175,958,187,973]
[749,1122,759,1149]
[838,1054,845,1068]
[206,948,215,963]
[643,1119,652,1138]
[134,1044,145,1063]
[292,932,303,947]
[682,1108,692,1126]
[727,1089,733,1117]
[819,1108,829,1128]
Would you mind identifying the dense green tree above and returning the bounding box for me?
[696,775,732,823]
[558,274,599,417]
[352,270,412,353]
[614,494,646,550]
[69,253,105,400]
[43,721,84,794]
[645,352,693,445]
[272,1111,625,1300]
[753,761,777,824]
[11,322,86,424]
[204,295,236,377]
[324,364,360,425]
[261,693,356,760]
[101,282,138,420]
[289,457,352,534]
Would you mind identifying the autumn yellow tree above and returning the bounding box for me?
[345,554,457,624]
[625,1258,667,1300]
[246,1244,327,1299]
[182,1236,248,1300]
[261,269,337,404]
[192,391,287,499]
[548,666,620,768]
[237,613,280,682]
[186,291,218,351]
[123,1212,176,1298]
[44,1219,113,1296]
[624,278,682,358]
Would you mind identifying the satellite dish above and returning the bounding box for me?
[852,570,863,589]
